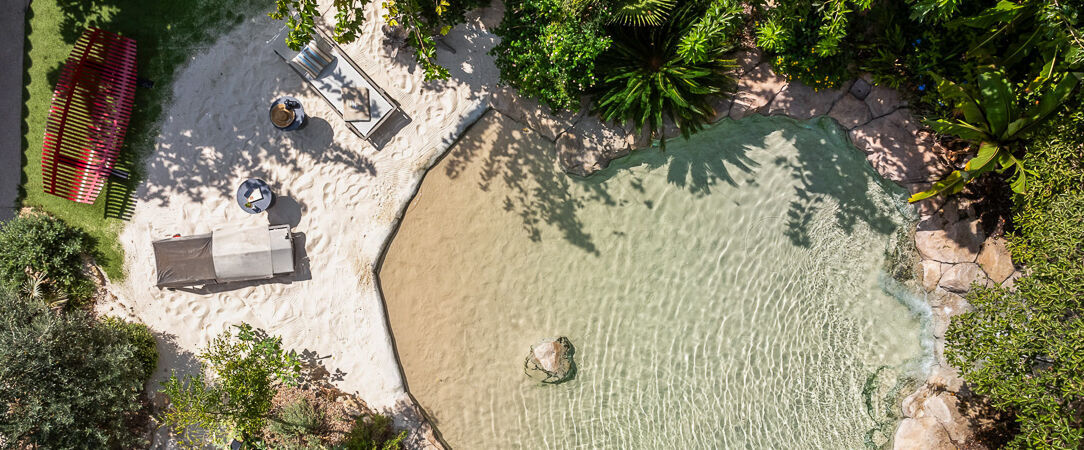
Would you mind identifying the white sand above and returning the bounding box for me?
[95,1,556,446]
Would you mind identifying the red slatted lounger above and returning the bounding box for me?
[41,28,137,204]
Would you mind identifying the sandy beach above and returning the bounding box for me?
[94,1,533,446]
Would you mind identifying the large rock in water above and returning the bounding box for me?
[524,337,576,384]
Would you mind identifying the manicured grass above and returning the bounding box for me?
[20,0,265,280]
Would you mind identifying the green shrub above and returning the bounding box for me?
[946,94,1084,448]
[0,290,149,448]
[340,414,407,450]
[268,397,325,442]
[0,214,94,303]
[753,0,871,89]
[491,0,613,111]
[272,0,487,81]
[160,323,302,445]
[102,317,159,382]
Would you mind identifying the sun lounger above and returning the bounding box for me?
[153,224,295,288]
[268,26,401,142]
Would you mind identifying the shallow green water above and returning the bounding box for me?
[381,113,929,449]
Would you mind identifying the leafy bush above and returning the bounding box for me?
[268,397,325,443]
[272,0,487,81]
[103,317,159,382]
[594,2,738,144]
[946,96,1084,448]
[0,291,149,448]
[160,323,302,445]
[491,0,613,111]
[753,0,871,89]
[0,214,94,303]
[340,414,407,450]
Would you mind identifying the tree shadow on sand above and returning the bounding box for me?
[440,111,607,254]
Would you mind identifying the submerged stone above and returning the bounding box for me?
[524,337,576,384]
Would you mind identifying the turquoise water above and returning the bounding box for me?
[381,112,929,448]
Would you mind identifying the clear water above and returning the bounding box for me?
[380,112,929,449]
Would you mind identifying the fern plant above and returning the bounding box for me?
[594,3,737,146]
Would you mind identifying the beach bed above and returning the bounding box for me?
[268,26,402,143]
[153,224,295,288]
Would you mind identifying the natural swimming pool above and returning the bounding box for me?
[380,112,929,448]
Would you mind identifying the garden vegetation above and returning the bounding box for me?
[0,290,157,448]
[0,214,95,305]
[11,0,1084,447]
[946,95,1084,448]
[160,323,408,448]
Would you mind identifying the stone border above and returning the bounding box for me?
[490,49,1019,449]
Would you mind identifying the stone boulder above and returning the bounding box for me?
[939,262,989,293]
[490,86,582,141]
[556,115,633,177]
[827,93,872,130]
[729,63,788,119]
[709,96,732,123]
[893,417,955,450]
[865,85,906,118]
[849,110,951,184]
[1001,270,1023,290]
[918,259,942,292]
[730,49,762,78]
[976,237,1014,283]
[915,218,984,264]
[767,81,847,120]
[525,337,576,384]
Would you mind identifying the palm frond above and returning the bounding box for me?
[610,0,676,26]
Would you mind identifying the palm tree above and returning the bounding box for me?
[593,2,739,147]
[909,68,1081,202]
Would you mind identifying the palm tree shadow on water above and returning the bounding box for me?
[439,111,769,254]
[771,117,906,248]
[438,113,906,254]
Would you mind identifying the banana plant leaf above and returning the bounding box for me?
[964,141,1002,172]
[932,74,986,126]
[977,69,1015,138]
[923,119,990,142]
[908,170,970,203]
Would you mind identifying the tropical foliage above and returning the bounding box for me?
[753,0,872,89]
[159,323,302,445]
[0,214,95,304]
[491,0,613,111]
[946,102,1084,448]
[908,68,1081,202]
[594,1,739,145]
[0,292,155,448]
[271,0,487,81]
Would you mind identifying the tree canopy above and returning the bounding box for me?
[0,292,153,448]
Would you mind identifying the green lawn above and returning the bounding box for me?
[20,0,265,280]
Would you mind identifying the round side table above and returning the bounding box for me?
[237,178,274,214]
[270,96,306,131]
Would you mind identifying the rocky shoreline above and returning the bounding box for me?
[489,48,1012,449]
